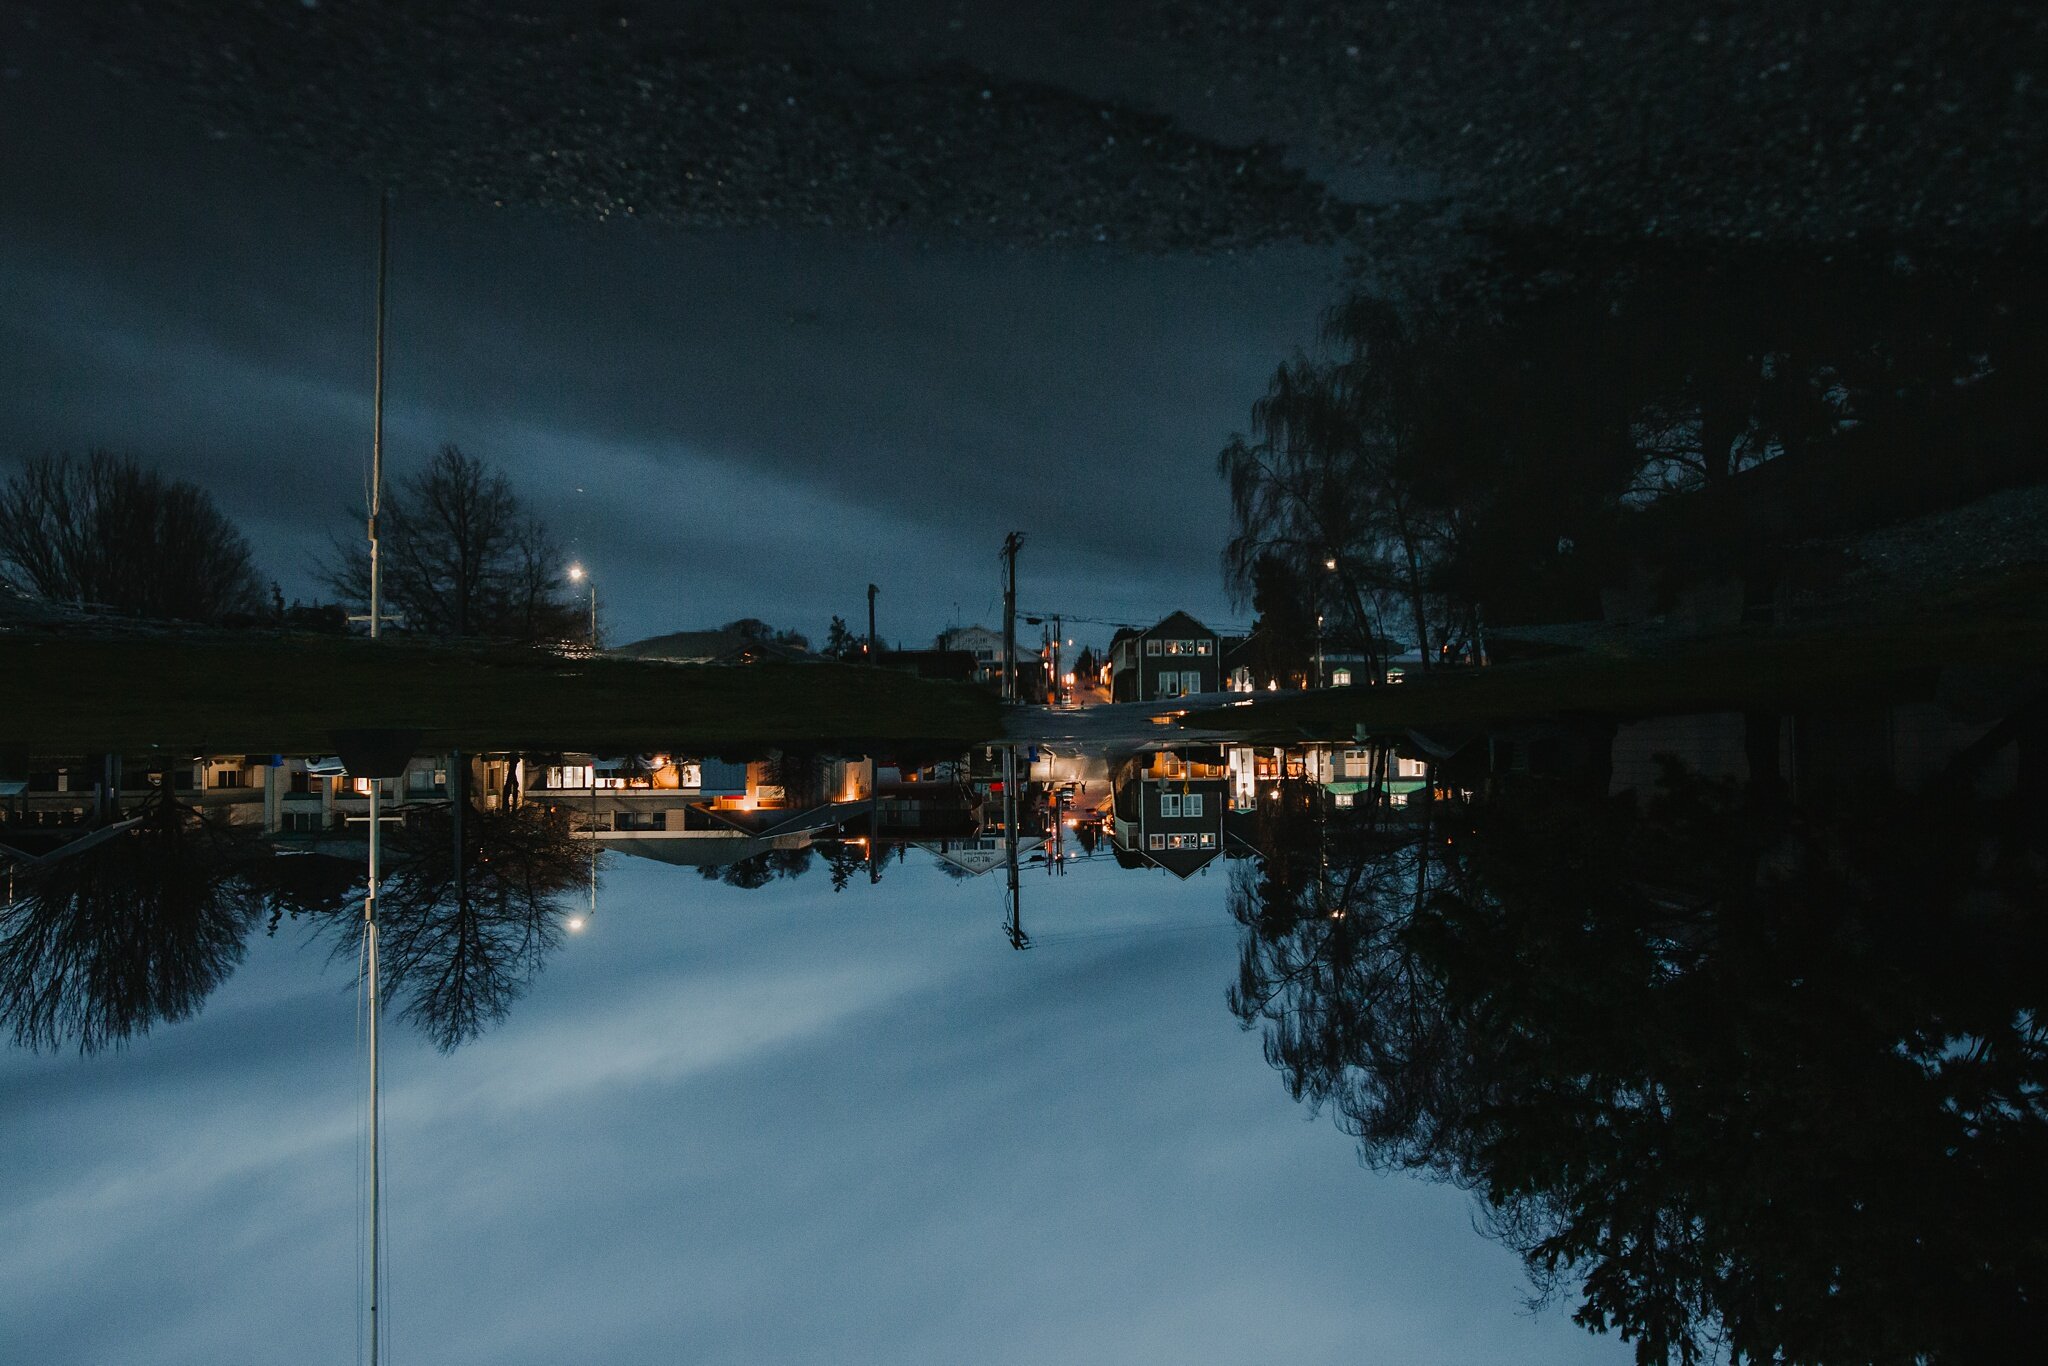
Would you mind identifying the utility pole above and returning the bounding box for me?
[1051,615,1062,705]
[866,583,878,664]
[366,192,386,1366]
[1003,745,1028,949]
[363,188,391,1366]
[369,188,387,643]
[1000,532,1024,704]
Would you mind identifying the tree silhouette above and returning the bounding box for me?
[0,787,262,1053]
[334,791,592,1051]
[0,450,265,622]
[320,444,578,641]
[1231,756,2048,1365]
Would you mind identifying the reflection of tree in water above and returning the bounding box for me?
[1231,758,2048,1364]
[700,846,812,890]
[0,787,261,1053]
[353,795,592,1051]
[825,841,867,892]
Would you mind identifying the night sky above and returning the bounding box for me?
[0,41,1338,650]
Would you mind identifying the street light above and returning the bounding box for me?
[566,562,596,647]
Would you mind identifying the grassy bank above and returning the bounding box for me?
[0,632,1004,755]
[1187,607,2048,739]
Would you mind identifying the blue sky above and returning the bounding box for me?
[1,851,1625,1365]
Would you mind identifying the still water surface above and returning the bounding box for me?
[2,780,1612,1364]
[7,700,2041,1362]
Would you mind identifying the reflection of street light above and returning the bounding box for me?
[566,562,596,647]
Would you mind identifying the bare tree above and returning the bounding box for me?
[321,444,578,641]
[0,450,265,622]
[329,792,590,1050]
[0,787,263,1053]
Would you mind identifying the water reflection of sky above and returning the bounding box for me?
[3,853,1618,1364]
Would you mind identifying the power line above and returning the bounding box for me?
[1017,608,1258,634]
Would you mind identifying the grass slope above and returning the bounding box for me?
[0,633,1004,755]
[1188,604,2048,739]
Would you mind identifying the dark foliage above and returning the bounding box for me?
[321,444,579,642]
[824,615,861,661]
[0,450,265,622]
[337,795,592,1051]
[0,789,262,1052]
[1224,234,2048,636]
[1230,755,2048,1364]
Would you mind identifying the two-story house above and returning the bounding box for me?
[1108,611,1222,702]
[935,625,1005,684]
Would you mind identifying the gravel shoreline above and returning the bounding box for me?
[24,1,2041,257]
[39,0,1348,251]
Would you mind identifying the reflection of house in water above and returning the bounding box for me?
[918,832,1045,876]
[1606,684,2035,805]
[0,754,459,844]
[1304,744,1432,808]
[526,752,873,866]
[870,759,983,840]
[1109,748,1228,877]
[1224,743,1432,812]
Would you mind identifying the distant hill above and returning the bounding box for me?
[612,630,815,666]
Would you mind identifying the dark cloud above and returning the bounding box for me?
[0,48,1335,645]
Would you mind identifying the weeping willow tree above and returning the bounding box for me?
[0,787,262,1053]
[1218,297,1462,681]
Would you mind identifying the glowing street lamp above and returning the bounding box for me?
[566,562,596,647]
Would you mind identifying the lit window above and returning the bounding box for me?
[1331,668,1353,687]
[1148,834,1165,850]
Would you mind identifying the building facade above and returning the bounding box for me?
[1108,611,1222,702]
